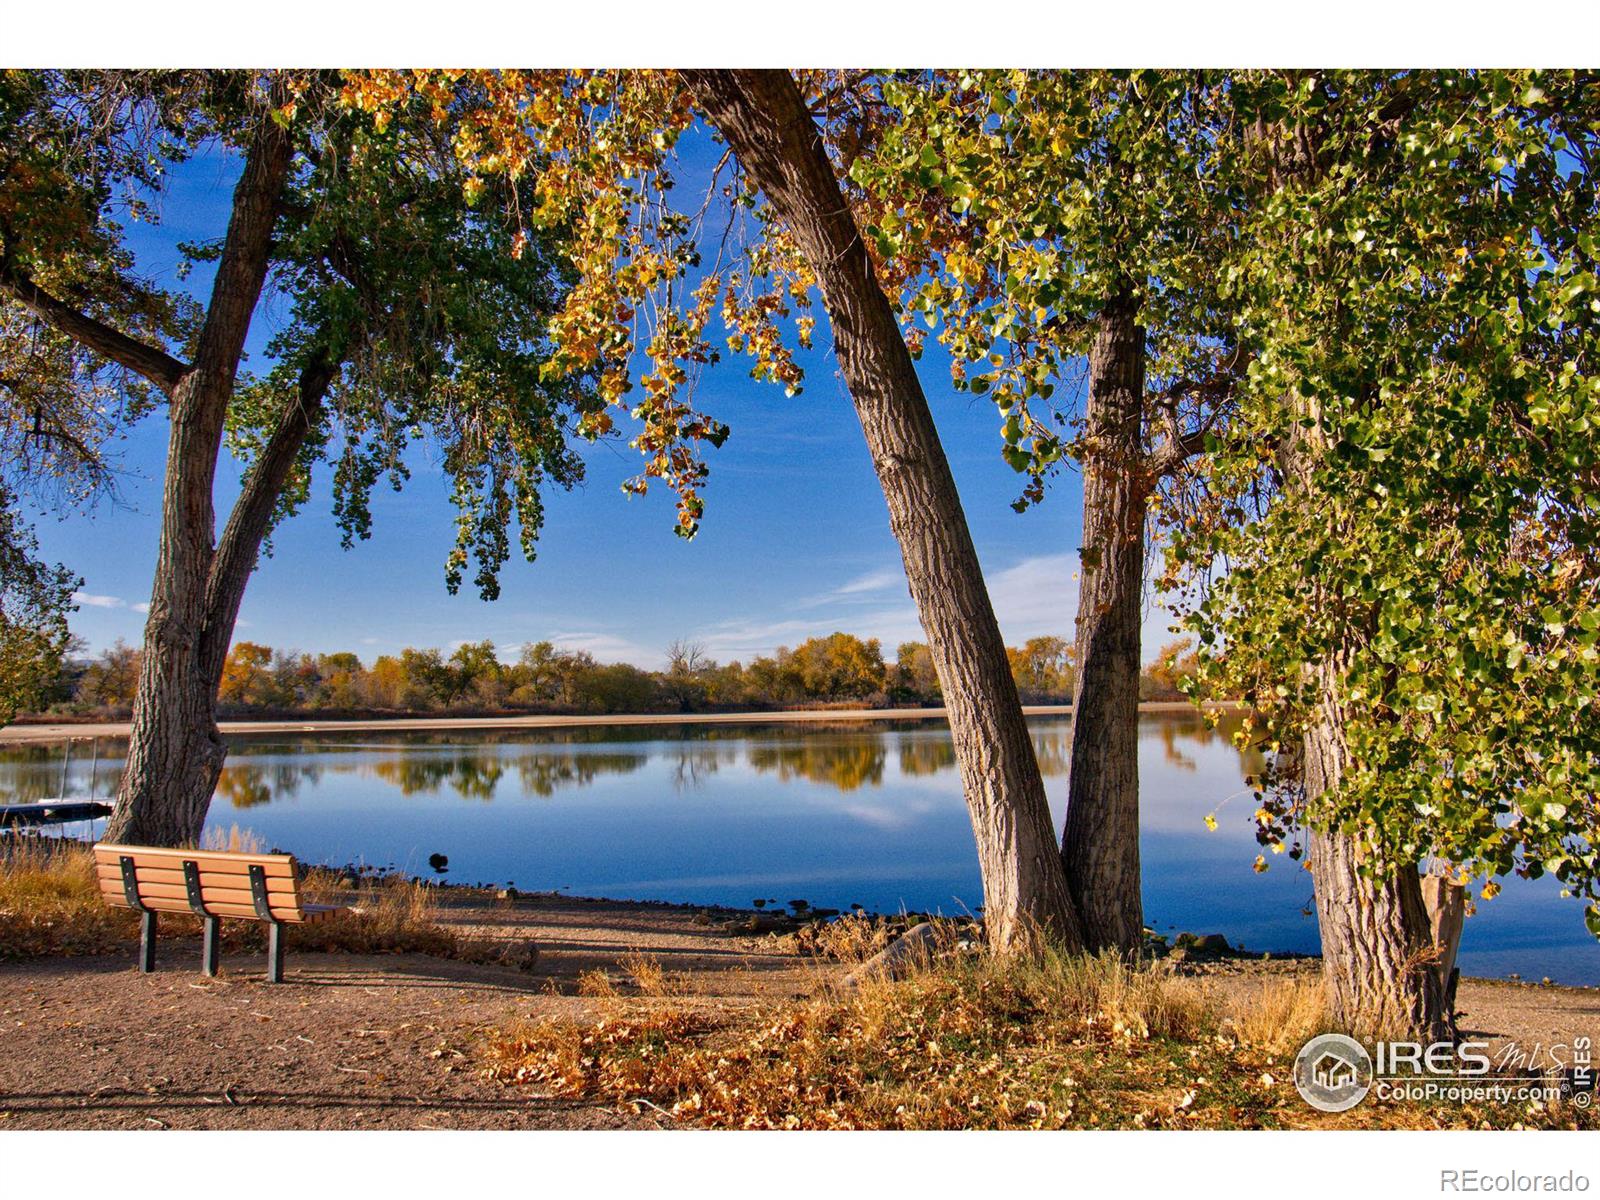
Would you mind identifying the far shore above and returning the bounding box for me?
[0,700,1236,744]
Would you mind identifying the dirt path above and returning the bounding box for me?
[0,702,1231,744]
[5,898,1594,1130]
[0,897,817,1130]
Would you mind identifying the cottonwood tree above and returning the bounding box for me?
[0,71,595,844]
[840,71,1243,951]
[348,68,1083,948]
[1173,70,1600,1038]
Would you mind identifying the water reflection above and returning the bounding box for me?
[747,739,887,791]
[2,718,1271,806]
[899,737,957,778]
[363,751,650,801]
[216,762,318,809]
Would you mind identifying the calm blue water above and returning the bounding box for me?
[5,713,1595,985]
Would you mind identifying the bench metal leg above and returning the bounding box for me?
[202,916,221,977]
[266,921,285,983]
[139,911,157,973]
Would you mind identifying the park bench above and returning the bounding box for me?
[93,843,346,982]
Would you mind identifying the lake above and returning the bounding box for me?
[4,712,1595,985]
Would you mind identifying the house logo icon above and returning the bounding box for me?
[1313,1051,1356,1091]
[1294,1034,1373,1112]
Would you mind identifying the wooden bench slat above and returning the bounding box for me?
[93,846,295,878]
[98,889,326,923]
[96,878,304,911]
[94,842,297,865]
[94,864,299,896]
[97,878,305,919]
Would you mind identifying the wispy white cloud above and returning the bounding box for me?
[545,630,663,667]
[985,552,1078,638]
[986,551,1185,659]
[791,565,907,611]
[833,568,903,596]
[695,551,1185,666]
[131,602,150,615]
[72,592,124,609]
[690,603,924,663]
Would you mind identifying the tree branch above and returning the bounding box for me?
[186,114,294,386]
[0,264,188,393]
[199,345,340,687]
[1145,372,1243,479]
[1146,421,1213,478]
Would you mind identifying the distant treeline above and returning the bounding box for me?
[38,632,1203,719]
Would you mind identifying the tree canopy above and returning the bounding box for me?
[1,70,603,842]
[1,69,598,600]
[841,70,1242,503]
[1168,70,1600,931]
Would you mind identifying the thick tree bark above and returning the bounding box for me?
[684,69,1082,951]
[1303,665,1455,1042]
[103,119,295,847]
[1061,291,1147,954]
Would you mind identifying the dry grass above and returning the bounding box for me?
[577,968,618,997]
[0,837,138,958]
[802,911,900,962]
[202,824,265,854]
[294,868,461,958]
[1228,977,1330,1056]
[482,947,1596,1131]
[484,948,1222,1129]
[620,949,676,997]
[0,837,494,964]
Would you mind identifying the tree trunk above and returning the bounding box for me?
[104,119,294,847]
[1061,290,1148,954]
[1304,665,1455,1042]
[684,69,1082,951]
[1420,873,1466,1014]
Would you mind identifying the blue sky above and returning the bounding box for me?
[29,129,1182,670]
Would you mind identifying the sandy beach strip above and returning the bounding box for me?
[0,701,1232,744]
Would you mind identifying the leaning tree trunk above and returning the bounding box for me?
[1303,662,1455,1042]
[1061,289,1148,954]
[684,69,1082,951]
[103,120,294,847]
